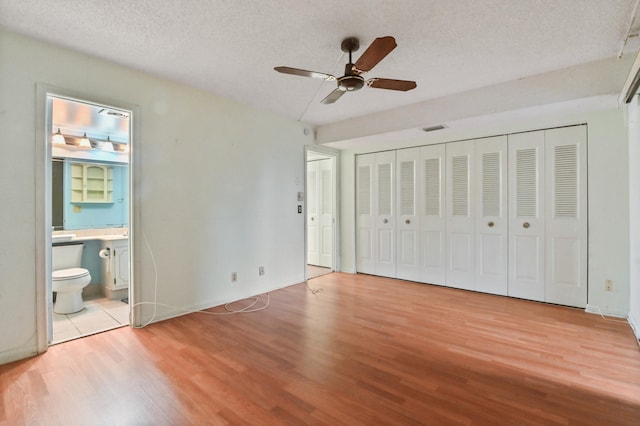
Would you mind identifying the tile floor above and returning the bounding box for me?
[52,296,129,344]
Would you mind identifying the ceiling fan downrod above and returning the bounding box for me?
[338,37,365,91]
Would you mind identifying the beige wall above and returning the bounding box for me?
[0,30,313,364]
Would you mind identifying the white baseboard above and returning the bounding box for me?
[629,311,640,341]
[134,278,303,327]
[0,345,38,366]
[585,304,628,318]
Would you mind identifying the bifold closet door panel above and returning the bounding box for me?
[374,151,397,277]
[508,131,546,302]
[475,136,508,295]
[307,160,320,266]
[356,153,375,274]
[356,151,397,277]
[544,126,587,308]
[396,148,419,281]
[418,144,447,285]
[446,140,475,290]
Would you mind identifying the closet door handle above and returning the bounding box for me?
[383,219,388,224]
[523,222,530,229]
[488,221,494,228]
[405,219,411,224]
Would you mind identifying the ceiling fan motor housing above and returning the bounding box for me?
[338,63,365,91]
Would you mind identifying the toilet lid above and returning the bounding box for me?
[52,268,90,280]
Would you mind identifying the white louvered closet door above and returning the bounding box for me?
[356,153,375,274]
[544,126,587,308]
[396,148,419,281]
[446,141,475,290]
[375,151,397,277]
[475,136,508,295]
[307,160,320,266]
[419,144,447,285]
[356,151,396,277]
[508,131,546,302]
[318,159,333,268]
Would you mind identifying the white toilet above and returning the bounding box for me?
[52,243,91,314]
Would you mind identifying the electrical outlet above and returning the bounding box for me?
[231,272,237,282]
[605,279,613,292]
[259,266,265,276]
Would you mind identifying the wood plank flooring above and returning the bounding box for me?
[307,265,332,279]
[1,273,639,425]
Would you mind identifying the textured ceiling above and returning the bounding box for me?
[1,1,639,141]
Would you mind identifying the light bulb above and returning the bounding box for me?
[103,136,114,152]
[79,132,91,148]
[52,128,66,145]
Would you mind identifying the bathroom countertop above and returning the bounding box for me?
[77,235,128,242]
[95,235,128,241]
[53,228,129,244]
[59,235,128,242]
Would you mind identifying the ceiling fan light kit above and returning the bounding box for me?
[275,35,417,104]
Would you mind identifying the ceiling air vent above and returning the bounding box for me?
[422,124,447,133]
[98,108,129,119]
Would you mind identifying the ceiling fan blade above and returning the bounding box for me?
[321,88,346,104]
[354,36,397,72]
[368,78,417,91]
[274,66,335,81]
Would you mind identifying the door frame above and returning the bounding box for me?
[35,84,139,352]
[304,146,340,279]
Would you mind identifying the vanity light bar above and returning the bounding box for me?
[52,130,128,152]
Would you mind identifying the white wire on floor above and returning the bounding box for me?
[306,281,323,294]
[591,304,629,324]
[132,295,270,319]
[129,232,274,329]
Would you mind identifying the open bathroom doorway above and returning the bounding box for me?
[38,89,135,347]
[305,146,339,280]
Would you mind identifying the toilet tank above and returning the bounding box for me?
[52,243,84,271]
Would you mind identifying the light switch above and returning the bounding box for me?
[298,205,302,214]
[73,205,82,213]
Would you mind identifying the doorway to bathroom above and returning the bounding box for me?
[45,93,133,345]
[305,147,339,279]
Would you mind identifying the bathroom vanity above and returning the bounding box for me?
[100,236,129,300]
[52,230,129,300]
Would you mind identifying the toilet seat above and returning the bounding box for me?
[52,268,90,281]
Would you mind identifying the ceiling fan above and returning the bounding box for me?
[274,36,417,104]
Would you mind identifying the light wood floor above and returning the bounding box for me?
[2,273,639,425]
[307,265,332,279]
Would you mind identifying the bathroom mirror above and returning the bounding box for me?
[52,158,129,230]
[50,96,130,231]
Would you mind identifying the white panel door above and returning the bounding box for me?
[418,144,447,285]
[307,160,320,265]
[396,148,419,281]
[475,136,508,295]
[508,131,545,302]
[375,151,397,277]
[446,141,475,290]
[544,126,587,308]
[318,159,333,268]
